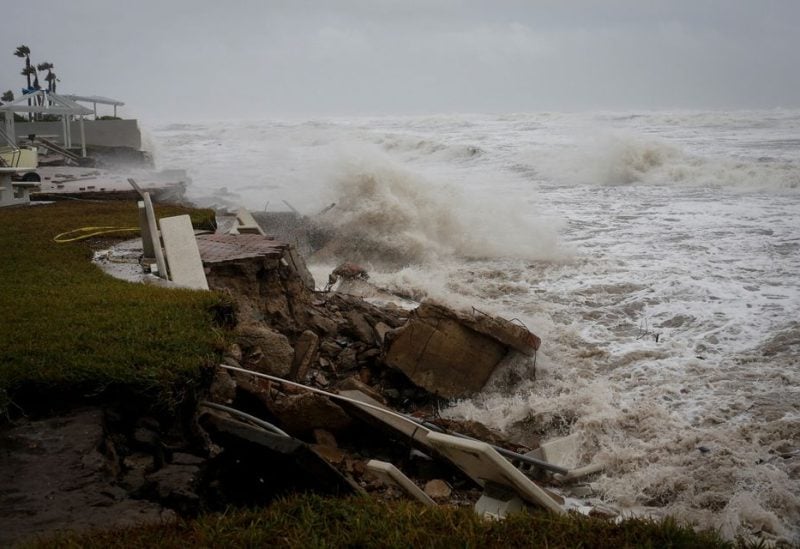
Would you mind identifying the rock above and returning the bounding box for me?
[270,393,352,433]
[358,367,372,385]
[285,244,316,290]
[209,368,237,404]
[383,302,510,398]
[312,370,331,387]
[124,453,155,473]
[291,330,320,381]
[346,310,377,345]
[320,339,342,356]
[231,370,272,406]
[146,464,201,514]
[133,427,160,449]
[313,429,338,447]
[309,311,338,336]
[236,324,295,377]
[171,453,205,466]
[311,444,346,465]
[338,347,358,371]
[374,322,392,343]
[358,348,380,363]
[424,479,452,500]
[337,377,386,404]
[225,343,243,363]
[327,262,369,289]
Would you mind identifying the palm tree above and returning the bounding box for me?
[37,62,54,92]
[14,45,33,121]
[14,45,31,88]
[0,90,13,105]
[45,71,57,94]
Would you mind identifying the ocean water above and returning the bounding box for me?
[148,111,800,543]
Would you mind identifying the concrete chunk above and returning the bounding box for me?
[159,215,208,290]
[384,302,542,398]
[235,208,265,235]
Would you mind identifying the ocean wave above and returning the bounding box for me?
[375,134,484,161]
[531,133,800,190]
[312,147,562,266]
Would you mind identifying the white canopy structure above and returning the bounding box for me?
[63,94,125,118]
[0,91,93,156]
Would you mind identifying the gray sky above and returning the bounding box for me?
[3,0,799,119]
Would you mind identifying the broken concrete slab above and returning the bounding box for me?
[234,207,266,235]
[367,460,436,506]
[425,431,565,515]
[384,302,542,398]
[384,304,507,398]
[200,411,360,501]
[159,214,209,290]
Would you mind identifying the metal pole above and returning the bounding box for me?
[79,116,86,157]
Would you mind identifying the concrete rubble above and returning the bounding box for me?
[22,206,611,546]
[185,212,606,518]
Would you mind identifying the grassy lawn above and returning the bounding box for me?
[0,201,224,417]
[36,494,736,548]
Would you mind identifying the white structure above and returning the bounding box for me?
[425,431,565,518]
[0,126,39,207]
[63,94,124,119]
[0,90,93,157]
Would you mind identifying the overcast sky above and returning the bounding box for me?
[3,0,799,120]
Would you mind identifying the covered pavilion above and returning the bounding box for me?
[63,94,125,119]
[0,90,94,157]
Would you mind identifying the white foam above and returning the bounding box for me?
[149,111,800,543]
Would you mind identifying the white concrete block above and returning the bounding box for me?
[366,460,436,506]
[159,214,208,290]
[426,431,565,515]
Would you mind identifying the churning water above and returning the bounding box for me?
[149,110,800,543]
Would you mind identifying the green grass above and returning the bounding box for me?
[35,494,738,548]
[0,201,223,417]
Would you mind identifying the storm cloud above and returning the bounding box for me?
[2,0,798,119]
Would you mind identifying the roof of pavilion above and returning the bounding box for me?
[0,91,94,115]
[63,94,125,107]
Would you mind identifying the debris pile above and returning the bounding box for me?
[188,217,605,519]
[85,205,608,525]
